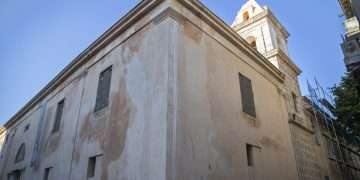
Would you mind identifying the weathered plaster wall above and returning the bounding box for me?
[169,2,299,179]
[0,2,174,179]
[0,106,42,179]
[289,125,322,180]
[0,129,7,168]
[69,16,172,180]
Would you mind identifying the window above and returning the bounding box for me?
[4,134,9,144]
[250,41,257,49]
[95,66,112,112]
[87,156,97,178]
[239,73,256,117]
[246,36,257,49]
[292,93,298,112]
[24,124,30,132]
[243,11,250,21]
[52,99,65,133]
[43,167,52,180]
[15,143,25,163]
[246,144,254,166]
[8,170,22,180]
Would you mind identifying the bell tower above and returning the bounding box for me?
[232,0,303,117]
[232,0,301,80]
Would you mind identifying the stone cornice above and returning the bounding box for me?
[289,119,314,134]
[264,48,302,75]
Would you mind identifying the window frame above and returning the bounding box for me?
[239,73,257,117]
[292,92,298,112]
[43,167,52,180]
[15,143,25,163]
[243,11,250,21]
[94,66,113,112]
[52,99,65,133]
[246,144,254,166]
[87,154,102,178]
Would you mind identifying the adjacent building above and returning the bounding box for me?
[339,0,360,80]
[302,95,360,180]
[0,0,358,180]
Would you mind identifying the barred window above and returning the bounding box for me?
[95,66,112,112]
[239,73,256,117]
[52,99,65,133]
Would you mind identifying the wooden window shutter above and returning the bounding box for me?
[52,99,65,133]
[95,66,112,112]
[239,73,256,117]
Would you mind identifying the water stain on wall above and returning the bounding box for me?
[77,73,136,180]
[76,26,149,179]
[260,136,281,150]
[183,21,203,44]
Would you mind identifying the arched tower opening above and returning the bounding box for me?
[246,36,257,49]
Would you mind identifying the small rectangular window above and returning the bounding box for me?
[24,124,30,132]
[52,99,65,133]
[4,134,9,144]
[239,73,256,117]
[43,167,52,180]
[95,66,112,112]
[87,156,97,178]
[292,93,298,112]
[246,144,254,166]
[8,170,21,180]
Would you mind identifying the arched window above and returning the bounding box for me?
[15,143,25,163]
[246,36,257,49]
[243,11,250,21]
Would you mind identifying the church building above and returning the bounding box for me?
[0,0,359,180]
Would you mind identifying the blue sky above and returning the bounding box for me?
[0,0,345,125]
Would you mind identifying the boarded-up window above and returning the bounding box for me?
[52,99,65,133]
[95,66,112,112]
[15,143,25,163]
[239,73,256,117]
